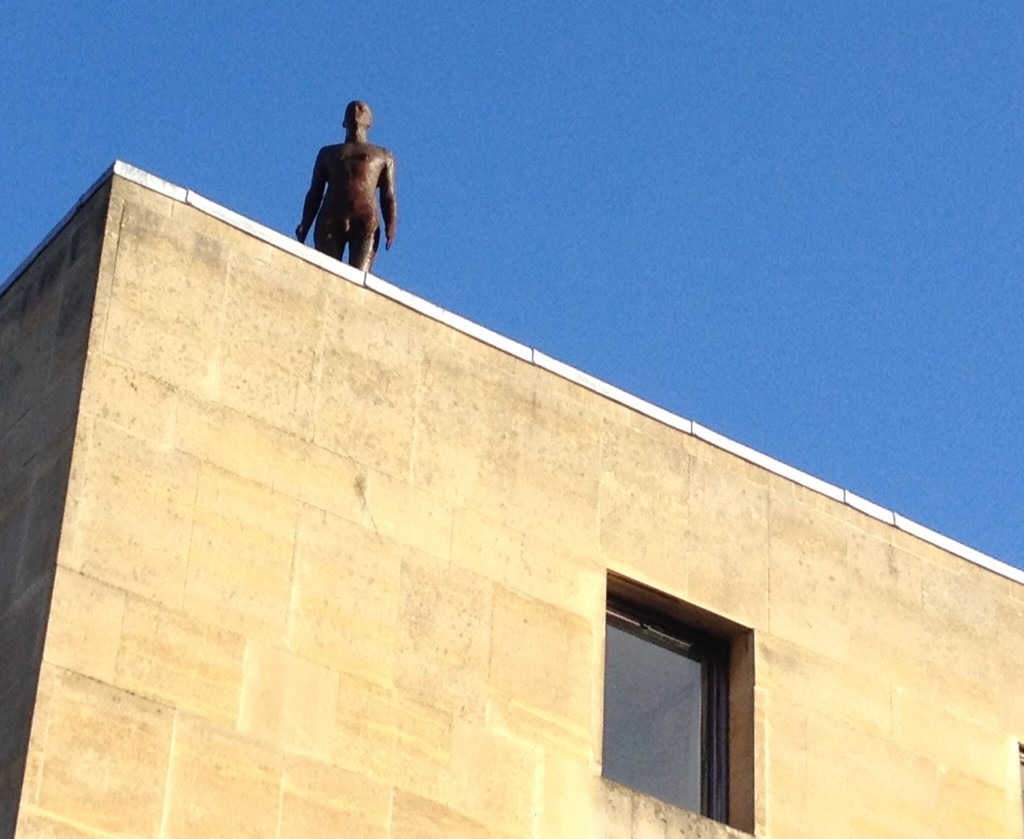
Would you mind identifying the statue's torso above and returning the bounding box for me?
[318,142,391,221]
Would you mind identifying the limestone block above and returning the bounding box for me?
[448,325,520,374]
[102,202,228,397]
[0,483,30,618]
[517,535,607,626]
[744,684,768,835]
[632,793,669,839]
[77,354,178,446]
[18,662,58,812]
[759,638,892,739]
[18,443,75,600]
[239,641,339,759]
[997,593,1024,737]
[852,621,935,719]
[84,191,124,350]
[289,507,400,686]
[920,556,999,641]
[1,671,39,838]
[111,178,176,220]
[505,377,602,555]
[488,586,596,758]
[538,751,599,839]
[333,674,452,799]
[278,755,390,839]
[15,808,116,838]
[174,395,366,523]
[174,395,289,488]
[598,780,749,839]
[390,790,492,839]
[441,720,541,838]
[936,769,1018,838]
[36,670,173,837]
[42,567,126,684]
[163,714,282,839]
[684,455,769,629]
[0,576,51,708]
[849,522,951,667]
[395,558,493,719]
[449,504,524,583]
[358,278,458,344]
[314,289,422,477]
[361,467,453,562]
[184,464,300,643]
[49,231,103,380]
[893,687,1008,783]
[762,700,853,838]
[115,595,245,724]
[411,351,525,514]
[450,506,603,620]
[0,395,72,519]
[598,419,689,592]
[65,421,199,607]
[844,735,938,839]
[269,440,365,523]
[50,421,90,576]
[910,616,1002,731]
[767,489,849,661]
[0,265,61,435]
[600,780,635,838]
[177,200,276,265]
[213,255,325,438]
[892,527,974,574]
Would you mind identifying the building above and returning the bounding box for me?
[1,163,1022,838]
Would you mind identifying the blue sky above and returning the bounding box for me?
[3,3,1022,569]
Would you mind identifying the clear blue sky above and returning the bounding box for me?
[3,3,1022,569]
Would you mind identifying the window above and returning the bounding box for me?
[601,583,731,822]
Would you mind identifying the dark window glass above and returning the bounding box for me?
[601,602,728,819]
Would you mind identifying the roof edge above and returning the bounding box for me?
[10,160,1021,587]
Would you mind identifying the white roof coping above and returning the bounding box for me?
[533,351,693,434]
[5,160,1019,587]
[693,422,846,502]
[894,514,1024,585]
[115,161,188,202]
[844,491,897,526]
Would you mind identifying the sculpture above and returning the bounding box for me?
[296,100,397,272]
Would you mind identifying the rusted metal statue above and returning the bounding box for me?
[296,100,397,272]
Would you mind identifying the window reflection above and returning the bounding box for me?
[602,615,705,812]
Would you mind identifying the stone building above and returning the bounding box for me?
[1,163,1022,838]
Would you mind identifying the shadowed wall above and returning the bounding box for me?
[0,182,109,836]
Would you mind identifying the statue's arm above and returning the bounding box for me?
[296,150,327,243]
[380,151,398,249]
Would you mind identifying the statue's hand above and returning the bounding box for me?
[385,231,395,250]
[295,224,307,243]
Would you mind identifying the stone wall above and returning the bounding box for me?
[8,171,1024,837]
[0,182,109,836]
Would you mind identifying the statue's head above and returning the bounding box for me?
[344,100,373,133]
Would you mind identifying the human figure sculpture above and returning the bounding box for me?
[296,100,397,272]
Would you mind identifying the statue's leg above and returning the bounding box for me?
[348,224,379,273]
[314,229,345,261]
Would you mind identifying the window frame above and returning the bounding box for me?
[603,588,731,822]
